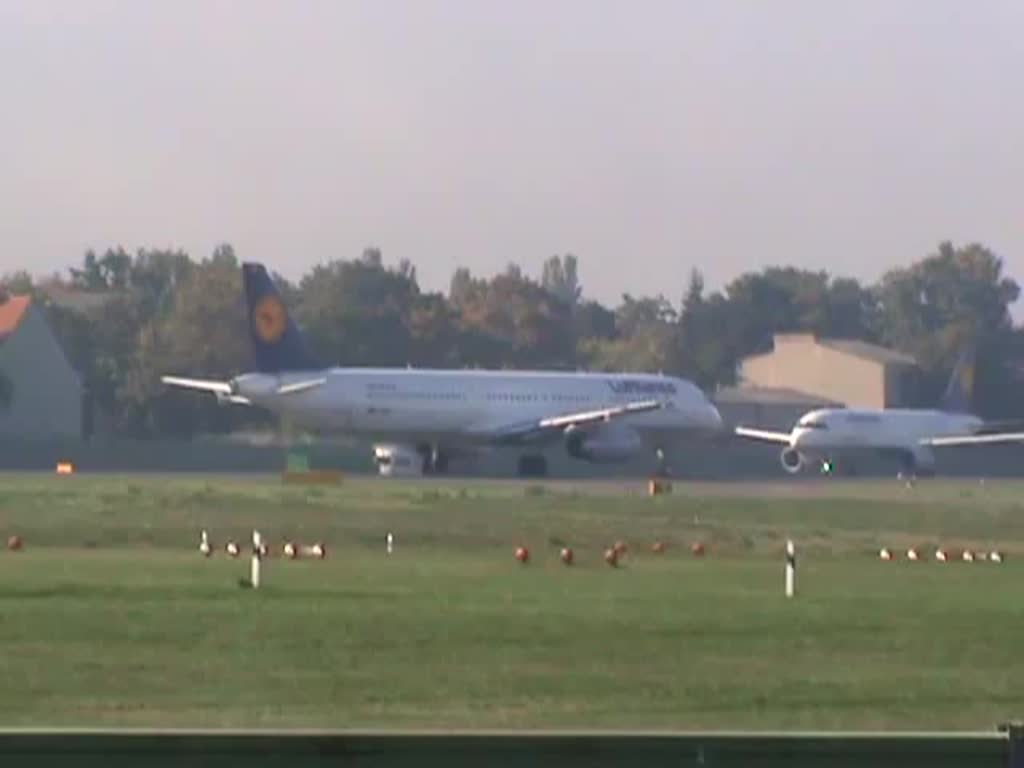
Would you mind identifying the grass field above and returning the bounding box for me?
[1,473,1023,730]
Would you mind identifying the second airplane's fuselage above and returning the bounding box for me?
[232,368,721,447]
[790,408,983,457]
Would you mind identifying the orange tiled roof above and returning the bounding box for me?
[0,295,31,341]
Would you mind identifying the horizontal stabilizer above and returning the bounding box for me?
[161,376,233,395]
[161,376,251,405]
[734,426,794,444]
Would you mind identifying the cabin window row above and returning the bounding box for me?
[365,390,594,404]
[367,391,464,401]
[485,393,591,403]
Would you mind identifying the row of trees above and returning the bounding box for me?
[2,240,1022,438]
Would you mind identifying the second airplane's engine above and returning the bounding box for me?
[780,447,804,474]
[565,425,643,463]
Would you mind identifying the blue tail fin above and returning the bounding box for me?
[242,263,321,373]
[940,346,975,414]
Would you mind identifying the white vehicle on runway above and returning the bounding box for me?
[734,350,1024,476]
[373,444,422,477]
[163,263,723,477]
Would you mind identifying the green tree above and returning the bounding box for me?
[578,327,675,373]
[722,267,876,355]
[89,296,149,433]
[578,293,677,374]
[129,249,193,317]
[129,250,253,436]
[295,252,419,366]
[614,294,677,337]
[407,293,463,367]
[875,241,1020,412]
[0,271,35,296]
[451,265,576,369]
[573,300,617,345]
[449,267,476,306]
[70,247,133,291]
[361,246,384,268]
[672,270,738,389]
[876,242,1017,367]
[52,247,199,436]
[541,254,581,307]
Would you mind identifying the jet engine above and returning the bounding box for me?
[780,447,804,474]
[565,424,643,463]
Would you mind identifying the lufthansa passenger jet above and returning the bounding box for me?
[734,350,1024,476]
[162,263,723,476]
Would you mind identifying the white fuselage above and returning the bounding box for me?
[231,368,722,449]
[790,408,982,457]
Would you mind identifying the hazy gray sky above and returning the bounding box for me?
[1,0,1021,307]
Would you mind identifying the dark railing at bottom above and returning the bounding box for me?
[0,727,1021,767]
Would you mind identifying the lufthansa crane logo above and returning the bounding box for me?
[252,295,287,343]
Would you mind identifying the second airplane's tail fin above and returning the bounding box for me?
[940,345,975,414]
[242,263,321,373]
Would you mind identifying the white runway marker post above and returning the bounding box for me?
[387,532,394,555]
[785,539,796,598]
[199,529,211,557]
[251,530,263,589]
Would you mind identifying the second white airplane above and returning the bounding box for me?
[734,350,1024,476]
[162,263,724,477]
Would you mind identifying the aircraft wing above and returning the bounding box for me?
[161,376,233,395]
[474,400,663,444]
[921,432,1024,447]
[734,426,794,444]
